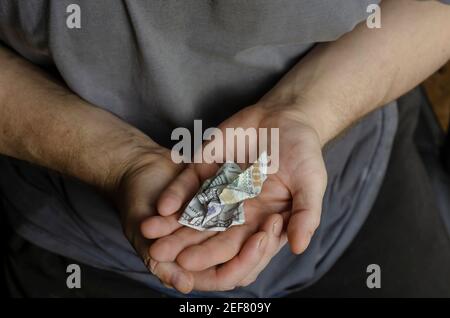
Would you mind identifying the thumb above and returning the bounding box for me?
[287,158,327,254]
[157,163,219,216]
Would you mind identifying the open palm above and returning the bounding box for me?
[142,104,327,290]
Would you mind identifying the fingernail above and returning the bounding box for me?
[149,259,158,274]
[258,234,267,250]
[272,220,280,235]
[172,272,190,293]
[300,232,313,254]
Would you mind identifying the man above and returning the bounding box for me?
[0,0,449,297]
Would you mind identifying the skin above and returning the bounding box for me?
[0,0,449,293]
[144,0,450,291]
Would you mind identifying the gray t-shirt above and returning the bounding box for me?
[0,0,401,297]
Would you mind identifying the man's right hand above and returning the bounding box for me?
[111,147,281,293]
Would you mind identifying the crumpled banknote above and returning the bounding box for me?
[178,152,268,231]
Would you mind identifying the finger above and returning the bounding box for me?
[176,224,255,271]
[132,232,194,294]
[238,214,286,287]
[157,166,201,216]
[157,163,219,216]
[149,227,216,262]
[288,164,327,254]
[190,231,268,291]
[141,213,182,239]
[238,214,283,286]
[149,259,194,294]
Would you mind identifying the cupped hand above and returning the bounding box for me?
[142,103,328,290]
[110,148,193,292]
[112,146,284,293]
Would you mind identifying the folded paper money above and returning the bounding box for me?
[178,152,268,231]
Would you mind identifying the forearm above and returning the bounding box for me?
[0,44,161,191]
[262,0,450,145]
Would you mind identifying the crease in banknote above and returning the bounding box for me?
[178,152,268,231]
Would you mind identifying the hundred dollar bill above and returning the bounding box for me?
[178,152,268,231]
[219,152,268,205]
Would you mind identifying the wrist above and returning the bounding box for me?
[0,44,170,195]
[290,97,345,147]
[51,100,168,194]
[83,124,168,195]
[258,93,342,147]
